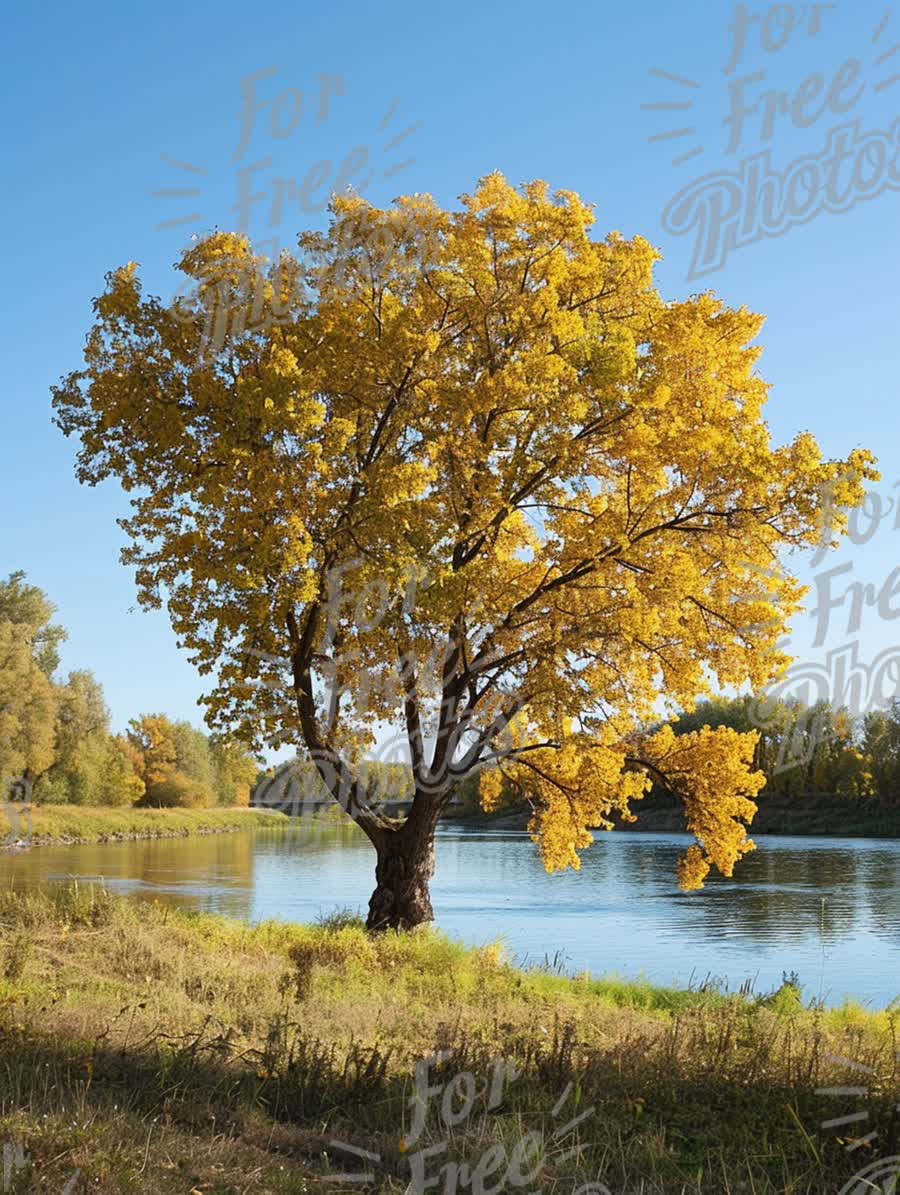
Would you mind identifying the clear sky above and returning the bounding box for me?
[2,0,898,745]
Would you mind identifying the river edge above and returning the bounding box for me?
[3,806,290,850]
[10,795,900,851]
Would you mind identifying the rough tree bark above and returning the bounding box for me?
[288,601,465,933]
[366,794,444,931]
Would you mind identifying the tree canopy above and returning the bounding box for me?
[127,713,258,807]
[52,174,876,924]
[0,572,62,786]
[0,572,256,810]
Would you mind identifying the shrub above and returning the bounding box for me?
[143,771,212,809]
[315,907,364,932]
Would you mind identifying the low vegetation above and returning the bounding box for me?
[0,885,896,1193]
[8,805,288,846]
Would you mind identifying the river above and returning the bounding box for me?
[2,824,898,1008]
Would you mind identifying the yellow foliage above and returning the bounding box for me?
[0,620,56,783]
[52,173,877,888]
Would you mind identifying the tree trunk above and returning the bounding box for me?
[366,797,441,931]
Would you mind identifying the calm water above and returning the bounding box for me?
[2,825,898,1008]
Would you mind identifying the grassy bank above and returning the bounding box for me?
[9,805,289,846]
[0,887,897,1193]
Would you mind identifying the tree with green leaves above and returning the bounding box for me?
[0,572,67,676]
[0,573,63,790]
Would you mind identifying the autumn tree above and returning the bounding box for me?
[171,720,216,802]
[35,670,110,803]
[0,573,61,790]
[0,623,56,790]
[861,703,900,800]
[95,735,145,807]
[668,695,879,799]
[52,175,876,928]
[126,712,252,806]
[127,714,178,798]
[128,713,206,807]
[210,737,259,806]
[0,571,67,676]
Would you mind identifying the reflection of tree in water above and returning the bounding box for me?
[52,824,376,921]
[690,886,859,948]
[267,819,368,859]
[103,833,261,920]
[741,843,861,894]
[132,833,255,888]
[667,843,864,948]
[624,840,668,888]
[856,851,900,945]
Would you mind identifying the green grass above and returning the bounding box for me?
[0,886,897,1193]
[15,804,290,846]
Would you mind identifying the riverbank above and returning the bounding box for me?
[0,886,896,1194]
[445,791,900,839]
[4,805,289,847]
[20,796,897,851]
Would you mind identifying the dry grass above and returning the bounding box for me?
[0,885,897,1193]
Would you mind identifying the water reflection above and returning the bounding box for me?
[1,826,898,1008]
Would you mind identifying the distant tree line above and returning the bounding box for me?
[254,756,415,812]
[451,693,900,817]
[6,570,897,815]
[0,572,257,807]
[663,694,900,801]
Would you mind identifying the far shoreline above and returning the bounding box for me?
[7,796,900,853]
[441,791,900,840]
[2,806,289,851]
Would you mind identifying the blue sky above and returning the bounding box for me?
[2,0,898,746]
